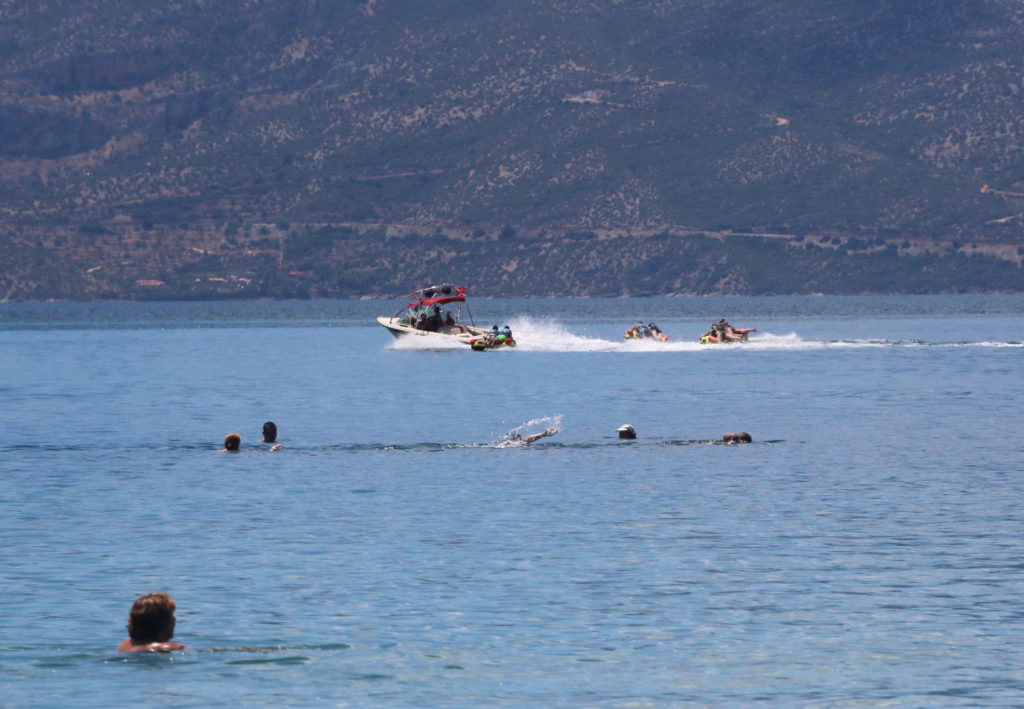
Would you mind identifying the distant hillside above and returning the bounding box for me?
[1,0,1023,299]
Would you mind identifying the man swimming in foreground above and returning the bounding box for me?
[118,591,186,652]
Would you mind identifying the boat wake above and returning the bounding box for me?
[495,318,1024,351]
[384,317,1024,352]
[386,334,467,351]
[498,318,826,351]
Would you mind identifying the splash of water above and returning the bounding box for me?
[502,317,824,352]
[386,333,466,350]
[495,414,563,448]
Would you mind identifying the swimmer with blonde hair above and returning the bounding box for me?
[222,433,240,451]
[117,591,186,652]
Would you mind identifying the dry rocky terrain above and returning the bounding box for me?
[2,1,1023,298]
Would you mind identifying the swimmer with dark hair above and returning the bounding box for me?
[117,591,186,652]
[722,432,752,443]
[222,433,240,451]
[261,421,277,443]
[261,422,281,451]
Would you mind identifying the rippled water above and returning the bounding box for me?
[2,296,1023,707]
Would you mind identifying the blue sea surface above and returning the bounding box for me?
[1,295,1023,707]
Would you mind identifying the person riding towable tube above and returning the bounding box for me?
[647,322,668,341]
[718,319,758,341]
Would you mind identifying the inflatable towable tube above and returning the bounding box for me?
[470,336,516,351]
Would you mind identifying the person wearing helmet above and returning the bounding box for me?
[479,324,499,347]
[491,325,512,346]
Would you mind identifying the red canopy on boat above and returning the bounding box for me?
[407,285,466,308]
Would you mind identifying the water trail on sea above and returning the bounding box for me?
[386,334,466,351]
[501,317,835,351]
[382,317,1023,352]
[493,415,564,448]
[503,318,1024,351]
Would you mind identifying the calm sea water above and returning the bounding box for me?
[2,295,1023,707]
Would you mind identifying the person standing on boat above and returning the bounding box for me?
[423,305,442,332]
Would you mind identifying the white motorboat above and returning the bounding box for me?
[377,284,491,344]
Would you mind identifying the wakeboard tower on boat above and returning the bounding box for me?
[377,284,490,344]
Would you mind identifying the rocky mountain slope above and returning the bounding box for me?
[2,0,1023,299]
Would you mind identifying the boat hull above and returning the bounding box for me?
[376,316,488,343]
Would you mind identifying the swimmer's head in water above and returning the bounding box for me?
[262,421,277,443]
[616,424,636,440]
[224,433,240,451]
[127,591,177,643]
